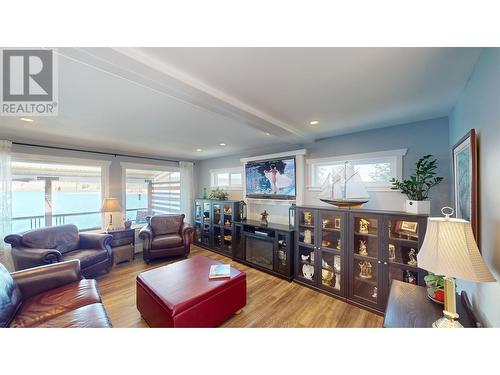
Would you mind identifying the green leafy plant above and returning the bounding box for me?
[390,154,443,200]
[424,273,445,292]
[208,187,229,200]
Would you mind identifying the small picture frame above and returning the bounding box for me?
[394,221,418,239]
[334,217,341,229]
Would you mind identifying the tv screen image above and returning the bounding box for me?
[245,158,296,199]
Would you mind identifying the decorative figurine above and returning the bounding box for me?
[260,210,269,226]
[359,261,373,279]
[301,254,310,262]
[359,218,370,234]
[124,218,132,229]
[388,244,396,261]
[303,211,313,225]
[304,229,312,244]
[322,218,330,229]
[310,251,315,263]
[322,269,334,286]
[225,219,231,226]
[336,239,341,250]
[372,287,378,299]
[404,270,417,285]
[302,264,314,280]
[407,248,418,267]
[359,240,368,256]
[322,258,332,269]
[321,239,331,248]
[334,273,341,289]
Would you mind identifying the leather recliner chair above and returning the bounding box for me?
[0,260,112,328]
[4,224,113,278]
[139,214,193,263]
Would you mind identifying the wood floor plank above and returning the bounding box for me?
[95,246,383,328]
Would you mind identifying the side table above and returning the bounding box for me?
[105,228,136,266]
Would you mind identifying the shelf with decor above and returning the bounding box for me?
[294,206,428,314]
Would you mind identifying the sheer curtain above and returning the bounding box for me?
[0,140,13,271]
[179,161,194,224]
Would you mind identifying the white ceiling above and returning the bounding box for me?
[0,47,482,160]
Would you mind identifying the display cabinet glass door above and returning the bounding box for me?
[276,232,289,275]
[318,210,344,295]
[387,218,424,287]
[233,224,244,259]
[213,203,222,225]
[223,203,233,227]
[350,214,383,308]
[194,200,202,222]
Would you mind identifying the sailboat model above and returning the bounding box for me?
[319,162,370,208]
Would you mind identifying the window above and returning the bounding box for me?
[124,167,181,224]
[308,149,407,191]
[11,158,105,233]
[210,167,243,190]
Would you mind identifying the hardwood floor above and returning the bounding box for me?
[95,246,383,328]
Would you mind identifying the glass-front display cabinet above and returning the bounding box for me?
[295,207,346,295]
[193,199,242,256]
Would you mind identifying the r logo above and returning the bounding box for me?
[2,49,53,102]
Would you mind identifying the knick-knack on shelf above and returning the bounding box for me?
[359,218,370,234]
[304,229,312,244]
[407,248,418,267]
[260,210,269,226]
[359,240,368,256]
[359,261,373,279]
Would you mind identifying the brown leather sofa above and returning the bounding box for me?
[139,214,193,263]
[4,224,113,278]
[0,260,112,328]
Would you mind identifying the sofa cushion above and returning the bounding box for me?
[0,263,22,328]
[62,248,109,269]
[150,215,184,236]
[34,303,112,328]
[151,234,183,250]
[21,224,80,254]
[10,279,101,328]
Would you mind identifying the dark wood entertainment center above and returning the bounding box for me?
[193,199,294,280]
[193,198,428,313]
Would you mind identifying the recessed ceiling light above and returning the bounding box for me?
[195,148,203,152]
[309,120,319,126]
[20,118,34,123]
[265,132,271,136]
[219,143,227,147]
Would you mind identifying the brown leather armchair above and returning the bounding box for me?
[4,224,113,278]
[139,214,193,263]
[0,260,112,328]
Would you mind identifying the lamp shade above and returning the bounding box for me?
[417,217,496,282]
[100,198,122,213]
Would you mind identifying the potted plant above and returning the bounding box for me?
[390,154,443,214]
[208,187,229,200]
[424,273,445,304]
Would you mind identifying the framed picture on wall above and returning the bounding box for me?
[452,129,478,241]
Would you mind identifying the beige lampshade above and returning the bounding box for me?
[100,197,122,213]
[417,217,496,282]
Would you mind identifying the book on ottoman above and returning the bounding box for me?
[209,264,231,279]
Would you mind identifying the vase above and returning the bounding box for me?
[405,200,430,215]
[124,220,132,229]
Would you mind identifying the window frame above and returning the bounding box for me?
[306,149,407,192]
[210,167,243,191]
[120,161,181,223]
[11,152,111,232]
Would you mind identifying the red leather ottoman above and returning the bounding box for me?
[136,255,246,328]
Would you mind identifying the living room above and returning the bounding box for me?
[1,1,499,373]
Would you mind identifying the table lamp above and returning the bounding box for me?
[101,197,122,232]
[417,207,496,328]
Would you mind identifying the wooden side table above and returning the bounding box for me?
[105,228,136,266]
[383,280,475,328]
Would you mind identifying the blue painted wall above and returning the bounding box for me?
[449,48,500,327]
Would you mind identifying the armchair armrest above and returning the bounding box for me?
[139,225,153,250]
[11,246,62,271]
[11,259,82,300]
[4,233,23,247]
[79,232,112,251]
[181,223,194,246]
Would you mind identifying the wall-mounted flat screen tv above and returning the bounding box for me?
[245,157,296,199]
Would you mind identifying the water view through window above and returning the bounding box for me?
[12,161,102,233]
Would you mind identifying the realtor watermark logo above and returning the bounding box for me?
[1,48,58,116]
